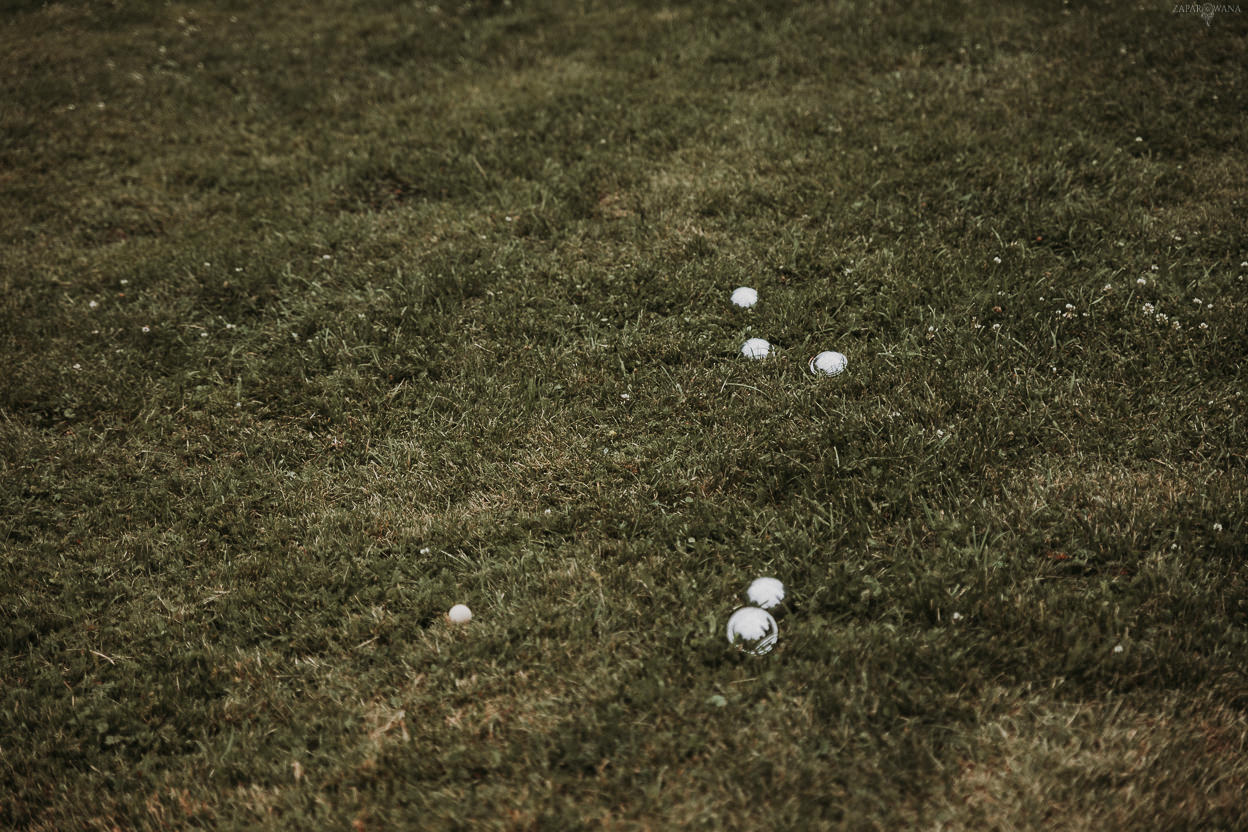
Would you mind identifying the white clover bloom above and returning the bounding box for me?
[992,323,1000,331]
[1113,644,1124,654]
[1151,264,1159,271]
[72,363,81,370]
[141,326,150,333]
[1142,302,1155,314]
[1193,298,1202,305]
[120,279,129,285]
[951,612,963,622]
[88,300,98,308]
[1200,322,1209,330]
[1213,522,1223,532]
[992,256,1001,264]
[1137,277,1147,285]
[1103,284,1112,291]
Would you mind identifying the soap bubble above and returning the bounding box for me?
[726,606,778,655]
[809,350,847,376]
[746,577,785,611]
[741,338,771,360]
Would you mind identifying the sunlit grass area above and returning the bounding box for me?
[2,1,1246,828]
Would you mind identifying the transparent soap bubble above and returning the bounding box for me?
[809,350,847,376]
[731,286,758,308]
[726,606,779,655]
[746,577,785,612]
[741,338,771,360]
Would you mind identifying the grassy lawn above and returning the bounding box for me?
[2,1,1245,828]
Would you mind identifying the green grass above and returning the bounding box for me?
[2,1,1246,828]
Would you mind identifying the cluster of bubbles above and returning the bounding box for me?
[731,286,847,376]
[727,577,786,656]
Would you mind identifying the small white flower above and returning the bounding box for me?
[72,363,81,370]
[1156,312,1168,323]
[1206,303,1212,310]
[234,267,243,272]
[936,429,945,437]
[234,402,241,408]
[1200,322,1209,330]
[1134,136,1143,142]
[420,547,431,554]
[1113,644,1124,654]
[1172,320,1181,330]
[1142,302,1155,314]
[291,332,299,340]
[225,323,235,330]
[1103,284,1112,292]
[992,256,1001,264]
[1193,298,1202,305]
[1241,261,1248,267]
[1137,277,1147,285]
[1151,264,1159,271]
[200,331,208,338]
[991,323,1000,331]
[1171,543,1178,550]
[203,262,211,267]
[120,279,129,285]
[620,393,630,400]
[91,330,99,335]
[544,509,552,515]
[927,325,935,332]
[88,300,98,309]
[322,254,331,260]
[951,612,963,622]
[1213,522,1223,532]
[141,326,150,333]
